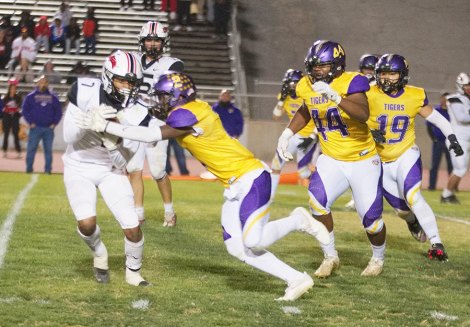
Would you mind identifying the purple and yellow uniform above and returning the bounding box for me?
[296,72,375,161]
[277,93,315,137]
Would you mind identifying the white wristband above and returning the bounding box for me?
[281,128,294,139]
[273,106,283,117]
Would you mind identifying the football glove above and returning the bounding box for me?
[448,134,464,156]
[273,101,284,117]
[276,128,294,161]
[370,129,386,144]
[297,133,317,151]
[312,81,341,104]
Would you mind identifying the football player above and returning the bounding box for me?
[277,40,386,278]
[75,72,331,301]
[271,69,319,200]
[367,54,463,261]
[441,72,470,204]
[62,50,149,286]
[125,21,184,227]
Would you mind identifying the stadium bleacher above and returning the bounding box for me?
[0,0,234,103]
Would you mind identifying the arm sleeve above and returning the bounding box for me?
[105,121,162,143]
[63,102,86,144]
[448,98,470,123]
[21,96,32,124]
[425,109,454,137]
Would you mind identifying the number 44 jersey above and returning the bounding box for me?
[367,84,428,163]
[296,72,376,162]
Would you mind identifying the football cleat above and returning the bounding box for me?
[314,255,340,278]
[440,194,460,204]
[293,207,330,245]
[276,273,314,301]
[163,212,177,227]
[126,267,150,286]
[93,268,110,284]
[361,257,384,277]
[406,219,427,242]
[428,243,448,261]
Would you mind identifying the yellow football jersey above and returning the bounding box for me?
[277,93,315,137]
[367,84,428,163]
[296,72,376,161]
[166,99,264,187]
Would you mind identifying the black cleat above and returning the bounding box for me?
[440,194,460,204]
[428,243,448,261]
[94,268,110,283]
[406,219,427,242]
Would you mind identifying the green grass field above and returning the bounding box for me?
[0,171,469,326]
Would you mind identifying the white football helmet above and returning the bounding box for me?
[102,50,143,108]
[456,72,470,95]
[138,21,169,58]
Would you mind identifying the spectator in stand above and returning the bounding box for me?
[82,13,97,54]
[0,16,15,50]
[1,78,22,158]
[56,2,72,31]
[120,0,133,11]
[166,138,190,176]
[143,0,156,10]
[7,27,37,82]
[212,89,244,138]
[161,0,177,20]
[0,28,10,70]
[213,0,231,40]
[86,8,99,35]
[14,11,35,39]
[427,92,453,190]
[34,16,50,53]
[174,0,193,32]
[50,15,66,53]
[22,75,62,174]
[66,60,89,85]
[65,17,81,55]
[39,60,62,84]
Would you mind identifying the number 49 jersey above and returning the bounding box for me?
[367,84,428,163]
[296,72,376,161]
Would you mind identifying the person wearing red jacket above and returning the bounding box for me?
[82,13,96,54]
[34,15,50,53]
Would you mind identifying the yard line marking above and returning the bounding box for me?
[0,174,38,269]
[436,215,470,226]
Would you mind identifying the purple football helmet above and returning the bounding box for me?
[359,54,379,70]
[282,69,304,98]
[304,40,346,83]
[150,71,196,117]
[375,54,409,94]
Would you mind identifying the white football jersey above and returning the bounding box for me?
[446,93,470,140]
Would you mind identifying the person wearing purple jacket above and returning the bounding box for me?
[22,75,62,174]
[212,89,244,139]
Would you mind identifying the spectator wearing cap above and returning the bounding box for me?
[212,89,244,139]
[1,78,23,158]
[50,15,66,53]
[7,27,37,81]
[22,75,62,174]
[34,16,50,53]
[14,10,35,39]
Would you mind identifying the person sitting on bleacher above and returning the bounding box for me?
[55,2,73,32]
[65,17,81,55]
[50,15,66,54]
[7,27,36,83]
[39,60,62,84]
[0,28,10,70]
[82,13,97,55]
[13,11,35,39]
[34,16,50,53]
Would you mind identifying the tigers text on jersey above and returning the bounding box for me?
[296,72,376,161]
[134,52,184,95]
[164,99,264,187]
[367,84,428,163]
[277,93,315,137]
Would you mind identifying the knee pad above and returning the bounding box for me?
[149,160,167,180]
[365,218,384,235]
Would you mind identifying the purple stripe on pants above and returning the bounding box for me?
[239,171,271,229]
[298,143,316,170]
[383,188,409,211]
[404,156,422,197]
[363,165,384,228]
[222,225,231,241]
[308,170,328,208]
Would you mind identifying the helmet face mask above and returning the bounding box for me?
[359,54,379,82]
[138,21,169,58]
[304,40,346,83]
[102,50,143,108]
[282,69,304,97]
[375,54,409,94]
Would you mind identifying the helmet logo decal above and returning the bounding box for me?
[109,55,117,68]
[333,45,344,59]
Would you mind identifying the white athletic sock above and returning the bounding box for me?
[77,225,107,258]
[441,188,453,197]
[135,207,145,221]
[256,214,303,248]
[320,231,338,258]
[270,173,281,200]
[371,242,386,261]
[411,198,442,245]
[163,202,174,214]
[124,237,144,271]
[244,248,304,282]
